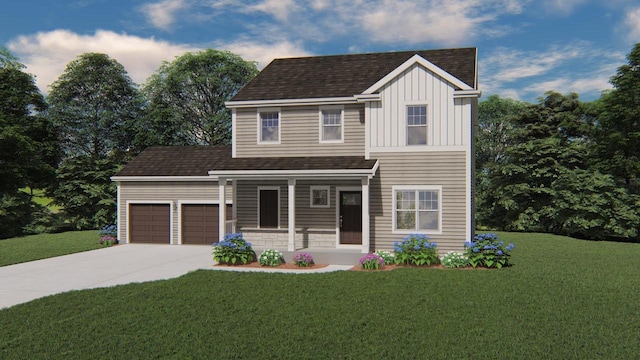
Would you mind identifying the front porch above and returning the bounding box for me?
[209,156,379,254]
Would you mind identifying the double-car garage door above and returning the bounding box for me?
[129,204,232,244]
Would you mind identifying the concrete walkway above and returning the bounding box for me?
[0,244,354,309]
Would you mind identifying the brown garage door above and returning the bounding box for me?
[181,204,233,245]
[129,204,170,244]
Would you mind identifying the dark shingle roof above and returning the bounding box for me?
[115,146,232,177]
[115,146,377,177]
[231,48,477,102]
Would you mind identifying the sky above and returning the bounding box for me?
[1,0,639,102]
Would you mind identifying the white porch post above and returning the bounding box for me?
[361,177,370,254]
[288,178,296,251]
[218,178,227,242]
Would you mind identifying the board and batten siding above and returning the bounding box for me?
[118,181,231,244]
[367,63,472,149]
[369,151,468,253]
[234,104,365,157]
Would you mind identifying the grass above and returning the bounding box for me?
[1,232,639,359]
[0,231,101,267]
[20,187,62,212]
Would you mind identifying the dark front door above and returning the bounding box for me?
[339,191,362,245]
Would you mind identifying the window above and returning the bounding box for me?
[320,107,343,142]
[258,188,279,228]
[310,186,330,208]
[393,187,441,232]
[407,105,427,145]
[259,110,280,143]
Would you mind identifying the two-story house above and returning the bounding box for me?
[112,47,480,254]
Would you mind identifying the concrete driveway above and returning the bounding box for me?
[0,244,214,309]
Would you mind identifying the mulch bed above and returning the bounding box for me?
[214,262,329,270]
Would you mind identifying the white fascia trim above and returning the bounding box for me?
[111,176,217,182]
[226,97,358,108]
[232,108,237,158]
[354,94,381,102]
[363,54,473,94]
[209,166,379,179]
[453,89,482,98]
[368,146,467,153]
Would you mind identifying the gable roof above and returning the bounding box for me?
[230,48,477,102]
[113,145,377,178]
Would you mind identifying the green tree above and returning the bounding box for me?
[476,95,525,169]
[140,49,258,146]
[47,53,142,159]
[47,53,142,229]
[481,92,638,240]
[0,50,59,238]
[593,43,640,194]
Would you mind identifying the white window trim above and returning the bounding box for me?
[319,105,344,143]
[391,185,443,235]
[257,186,280,229]
[257,107,281,144]
[405,103,428,146]
[310,186,330,208]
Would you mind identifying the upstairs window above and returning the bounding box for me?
[320,107,343,142]
[259,110,280,143]
[407,105,427,145]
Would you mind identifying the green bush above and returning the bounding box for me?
[464,233,514,268]
[259,249,284,266]
[440,251,469,268]
[394,234,439,266]
[212,233,255,265]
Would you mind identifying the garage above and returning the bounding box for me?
[181,204,233,244]
[129,204,171,244]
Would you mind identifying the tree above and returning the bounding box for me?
[47,53,143,160]
[0,50,59,238]
[47,53,142,229]
[476,95,525,169]
[140,49,258,146]
[593,43,640,194]
[480,92,638,240]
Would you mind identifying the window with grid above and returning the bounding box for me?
[394,189,439,231]
[407,105,427,145]
[260,112,279,143]
[321,109,342,142]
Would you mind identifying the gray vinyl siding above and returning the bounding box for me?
[369,151,468,252]
[235,179,360,231]
[235,104,365,157]
[117,181,231,244]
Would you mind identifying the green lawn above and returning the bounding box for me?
[1,232,639,359]
[0,231,101,267]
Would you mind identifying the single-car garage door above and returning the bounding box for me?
[129,204,171,244]
[181,204,233,245]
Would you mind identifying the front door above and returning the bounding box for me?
[339,191,362,245]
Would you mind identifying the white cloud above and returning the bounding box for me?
[8,30,199,92]
[542,0,587,15]
[139,0,189,30]
[481,43,623,100]
[623,6,640,40]
[245,0,300,22]
[214,39,313,68]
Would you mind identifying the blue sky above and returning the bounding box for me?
[2,0,639,102]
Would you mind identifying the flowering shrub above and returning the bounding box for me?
[259,249,284,267]
[374,250,395,265]
[212,233,255,265]
[359,253,385,270]
[394,234,439,266]
[440,251,469,268]
[464,233,515,268]
[99,235,117,246]
[98,224,118,246]
[293,252,314,267]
